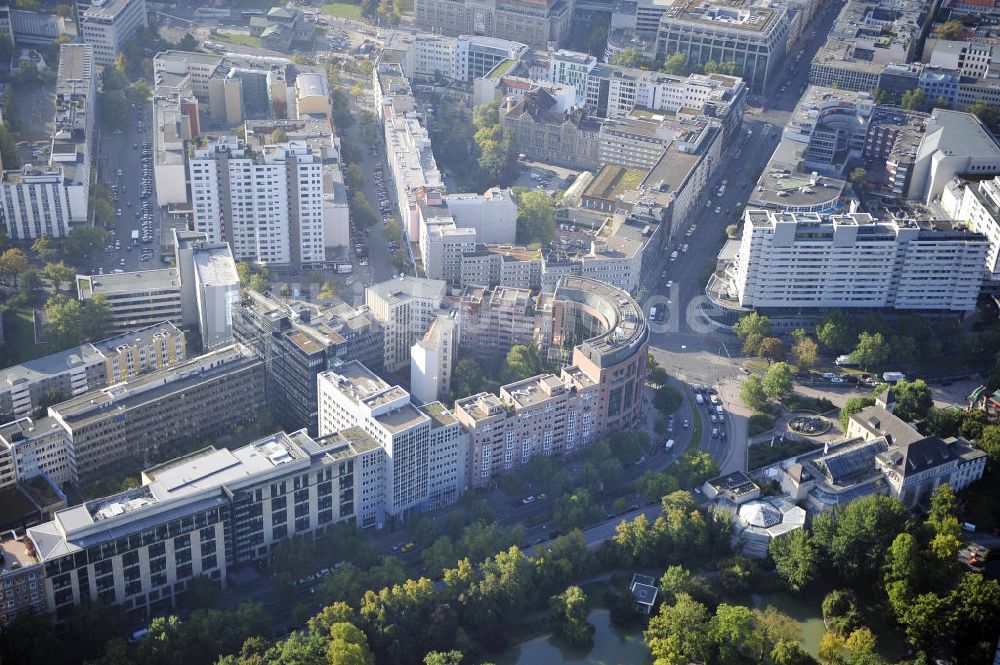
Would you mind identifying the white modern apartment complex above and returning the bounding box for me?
[365,276,447,371]
[728,210,989,312]
[25,428,367,619]
[318,362,467,525]
[79,0,147,66]
[655,0,789,91]
[189,131,327,268]
[0,44,94,240]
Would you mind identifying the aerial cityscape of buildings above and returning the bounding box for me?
[0,0,998,660]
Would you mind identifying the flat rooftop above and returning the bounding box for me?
[584,165,646,201]
[663,0,780,33]
[0,343,104,390]
[420,401,457,428]
[376,403,429,433]
[83,269,181,294]
[92,322,183,355]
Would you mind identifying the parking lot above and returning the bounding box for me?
[98,103,162,274]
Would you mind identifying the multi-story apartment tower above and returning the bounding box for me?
[47,346,265,482]
[365,277,447,372]
[232,289,384,432]
[79,0,147,66]
[318,362,467,525]
[655,0,788,92]
[728,210,989,312]
[455,277,648,484]
[189,133,327,268]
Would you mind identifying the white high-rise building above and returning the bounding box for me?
[410,312,459,404]
[318,362,467,525]
[79,0,147,66]
[365,276,447,372]
[189,134,326,267]
[729,210,989,312]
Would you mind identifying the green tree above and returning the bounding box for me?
[850,332,889,371]
[938,19,966,40]
[839,396,875,430]
[515,190,555,245]
[554,489,603,531]
[923,406,962,438]
[792,335,819,371]
[177,33,198,50]
[644,593,711,665]
[0,248,28,286]
[812,495,907,580]
[344,163,366,190]
[424,651,464,665]
[740,374,768,411]
[746,606,800,663]
[759,337,786,363]
[709,603,753,662]
[770,640,818,665]
[952,573,1000,664]
[734,312,771,355]
[31,235,60,262]
[327,622,376,665]
[966,100,998,127]
[769,530,819,592]
[472,101,499,130]
[637,470,679,502]
[350,192,379,228]
[0,122,20,171]
[504,342,543,382]
[892,379,933,421]
[65,227,105,257]
[763,362,793,401]
[549,586,595,648]
[474,124,516,184]
[661,53,689,74]
[901,88,927,111]
[822,589,861,636]
[979,425,1000,471]
[816,311,855,353]
[611,47,643,67]
[40,261,75,294]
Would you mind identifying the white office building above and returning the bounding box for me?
[365,276,447,371]
[0,44,94,239]
[318,361,467,525]
[729,210,989,312]
[79,0,147,66]
[26,429,369,619]
[0,417,75,488]
[410,312,459,404]
[189,133,327,267]
[173,230,241,350]
[907,109,1000,205]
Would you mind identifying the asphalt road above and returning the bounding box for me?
[96,104,163,274]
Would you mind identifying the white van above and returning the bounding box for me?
[716,405,724,416]
[649,306,657,320]
[695,394,704,405]
[664,439,675,452]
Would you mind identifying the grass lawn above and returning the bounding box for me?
[0,307,46,367]
[321,2,363,18]
[216,32,262,47]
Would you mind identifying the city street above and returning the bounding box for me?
[96,104,163,274]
